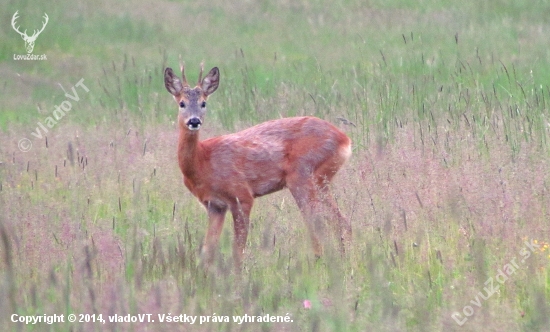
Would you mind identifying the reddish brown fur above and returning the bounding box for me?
[165,64,351,270]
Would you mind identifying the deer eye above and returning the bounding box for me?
[179,101,186,108]
[201,101,206,108]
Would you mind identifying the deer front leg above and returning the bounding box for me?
[201,202,228,268]
[230,198,253,271]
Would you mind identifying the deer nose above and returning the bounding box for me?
[187,117,202,130]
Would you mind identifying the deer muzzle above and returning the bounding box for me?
[187,117,202,130]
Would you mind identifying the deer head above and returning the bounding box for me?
[11,11,49,54]
[164,61,219,131]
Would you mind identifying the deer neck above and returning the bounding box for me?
[177,124,202,180]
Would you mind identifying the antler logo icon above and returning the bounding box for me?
[11,11,49,54]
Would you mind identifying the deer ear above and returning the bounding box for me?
[201,67,219,97]
[164,68,183,96]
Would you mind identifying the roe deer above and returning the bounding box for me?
[164,62,352,270]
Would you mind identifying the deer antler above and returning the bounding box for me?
[197,61,205,86]
[30,13,49,39]
[178,54,189,87]
[11,11,27,38]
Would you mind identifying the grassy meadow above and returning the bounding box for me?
[1,0,550,330]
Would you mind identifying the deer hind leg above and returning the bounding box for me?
[287,178,324,258]
[201,202,228,268]
[313,157,352,254]
[230,197,253,270]
[317,181,352,253]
